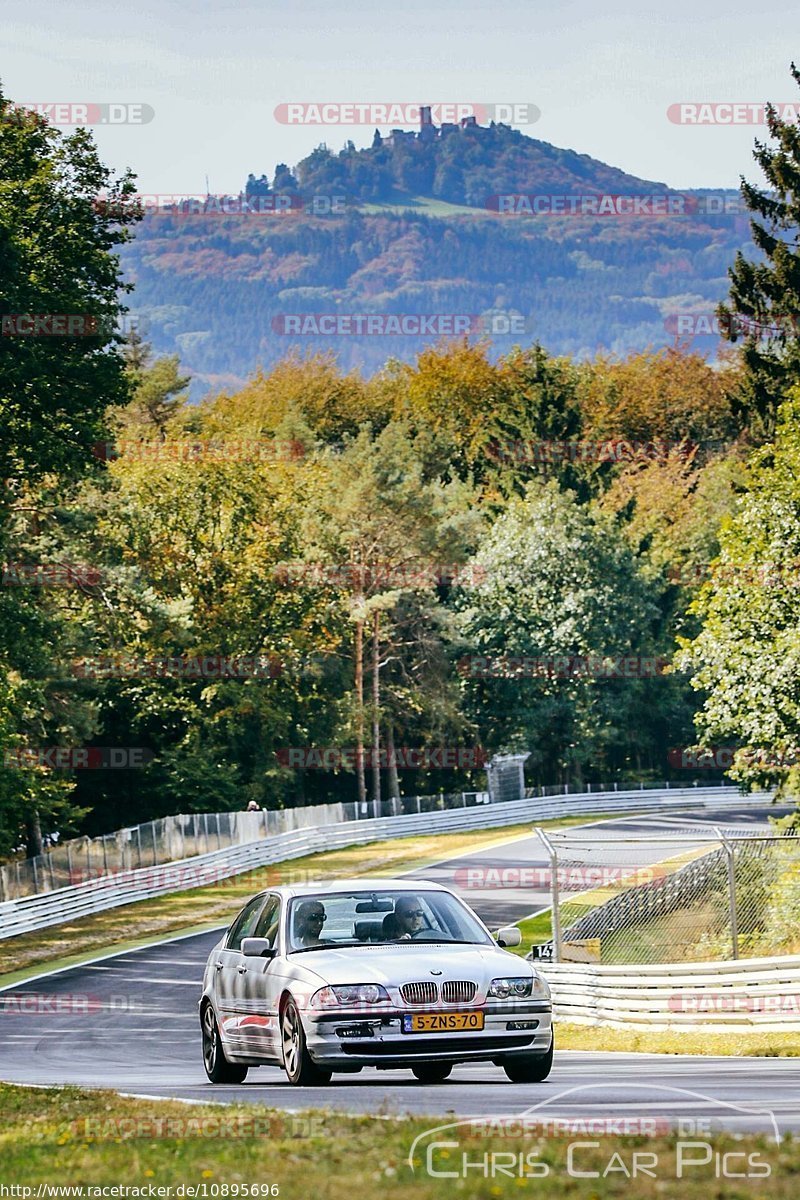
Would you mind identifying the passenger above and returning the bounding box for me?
[294,900,327,947]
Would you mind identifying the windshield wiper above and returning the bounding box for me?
[288,941,365,954]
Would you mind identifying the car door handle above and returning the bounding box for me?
[237,965,247,975]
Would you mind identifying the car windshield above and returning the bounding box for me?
[286,890,494,952]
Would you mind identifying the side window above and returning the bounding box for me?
[253,894,281,947]
[226,896,266,951]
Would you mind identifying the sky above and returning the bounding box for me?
[1,0,798,195]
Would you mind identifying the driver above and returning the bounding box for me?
[294,899,327,947]
[392,895,426,940]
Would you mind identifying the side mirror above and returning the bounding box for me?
[241,937,276,958]
[495,925,522,948]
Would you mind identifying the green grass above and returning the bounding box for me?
[598,900,726,964]
[556,1022,800,1056]
[356,194,488,217]
[0,1081,796,1199]
[0,811,625,984]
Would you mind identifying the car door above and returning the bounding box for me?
[236,893,284,1059]
[214,894,269,1056]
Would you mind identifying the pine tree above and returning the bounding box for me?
[121,326,152,375]
[717,63,800,439]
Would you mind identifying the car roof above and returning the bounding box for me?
[263,878,449,900]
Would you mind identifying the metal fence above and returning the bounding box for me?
[531,817,800,965]
[0,778,732,903]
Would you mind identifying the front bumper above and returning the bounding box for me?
[303,1002,553,1067]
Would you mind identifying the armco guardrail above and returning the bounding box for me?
[1,777,732,902]
[542,955,800,1032]
[0,786,772,941]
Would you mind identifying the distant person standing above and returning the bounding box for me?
[246,800,261,812]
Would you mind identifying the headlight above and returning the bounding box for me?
[489,975,549,1000]
[310,984,391,1008]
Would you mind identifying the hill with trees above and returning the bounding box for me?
[119,123,748,397]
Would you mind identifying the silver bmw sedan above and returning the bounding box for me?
[200,878,553,1086]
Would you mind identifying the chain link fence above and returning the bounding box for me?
[0,778,731,902]
[530,819,800,964]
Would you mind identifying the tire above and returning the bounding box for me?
[502,1034,554,1083]
[201,1002,248,1084]
[412,1063,453,1084]
[281,998,332,1086]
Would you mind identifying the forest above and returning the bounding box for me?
[3,81,800,860]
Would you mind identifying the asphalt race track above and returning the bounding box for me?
[1,803,798,1135]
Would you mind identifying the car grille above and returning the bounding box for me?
[401,981,438,1005]
[441,980,477,1004]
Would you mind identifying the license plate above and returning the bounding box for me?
[402,1011,485,1033]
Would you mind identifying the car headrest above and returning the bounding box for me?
[382,912,401,937]
[354,920,384,941]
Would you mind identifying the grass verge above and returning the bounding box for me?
[554,1022,800,1057]
[0,812,619,983]
[0,1081,795,1199]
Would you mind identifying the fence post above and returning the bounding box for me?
[715,826,739,960]
[66,841,74,885]
[535,827,561,964]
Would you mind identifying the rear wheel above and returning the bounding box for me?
[202,1003,248,1084]
[502,1034,553,1083]
[412,1063,453,1084]
[281,998,332,1086]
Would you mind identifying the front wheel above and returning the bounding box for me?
[502,1034,553,1083]
[412,1063,453,1083]
[281,998,332,1086]
[202,1003,248,1084]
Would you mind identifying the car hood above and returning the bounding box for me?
[286,942,531,988]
